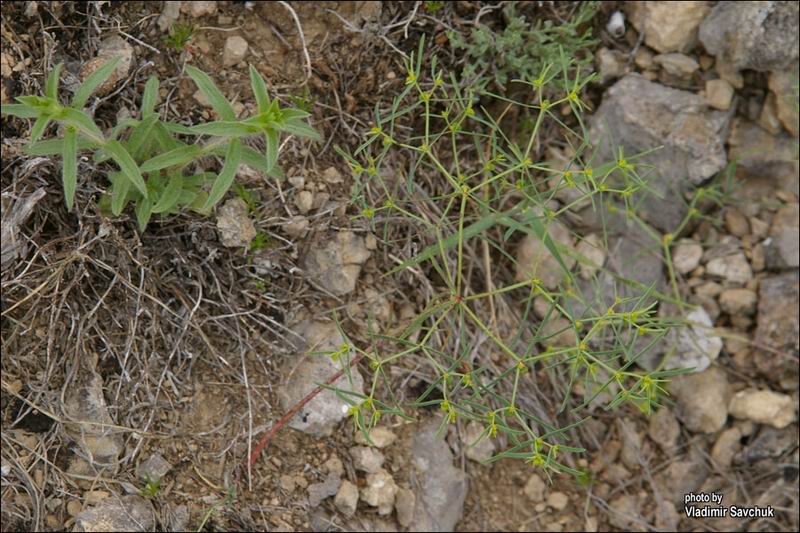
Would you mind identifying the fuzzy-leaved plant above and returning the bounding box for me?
[1,59,319,230]
[449,2,599,92]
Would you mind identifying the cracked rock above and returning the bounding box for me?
[303,231,370,295]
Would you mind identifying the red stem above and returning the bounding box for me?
[247,354,364,467]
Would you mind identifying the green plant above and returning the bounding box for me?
[333,38,687,477]
[164,22,197,52]
[196,486,236,532]
[288,85,316,114]
[139,474,162,499]
[423,1,445,14]
[234,182,259,214]
[1,60,319,231]
[448,2,599,92]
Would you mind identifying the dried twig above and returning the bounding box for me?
[246,353,364,467]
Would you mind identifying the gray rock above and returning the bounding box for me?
[303,231,371,296]
[765,203,799,269]
[278,320,364,436]
[63,371,123,469]
[711,427,742,469]
[575,233,606,280]
[523,474,546,502]
[705,79,735,111]
[182,0,216,18]
[73,495,155,532]
[699,1,799,73]
[738,426,797,463]
[355,426,397,448]
[546,491,569,511]
[718,288,758,315]
[135,454,171,483]
[589,75,730,232]
[769,66,800,137]
[334,480,359,517]
[573,218,666,317]
[727,119,799,194]
[461,421,496,463]
[410,418,467,531]
[754,272,799,381]
[78,36,134,97]
[728,389,797,428]
[653,53,699,78]
[216,198,256,248]
[657,451,709,504]
[648,408,681,453]
[596,47,626,84]
[157,2,182,32]
[514,218,575,290]
[294,190,313,214]
[654,307,723,372]
[669,366,730,433]
[628,1,710,53]
[308,472,342,508]
[395,487,416,528]
[222,35,248,67]
[608,494,641,530]
[350,446,385,474]
[705,251,752,284]
[672,240,703,275]
[362,469,398,516]
[283,215,310,239]
[165,504,189,532]
[618,419,643,471]
[655,500,680,531]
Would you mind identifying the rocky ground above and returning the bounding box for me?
[1,2,798,532]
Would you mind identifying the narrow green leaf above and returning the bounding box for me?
[45,63,63,101]
[269,164,285,179]
[109,171,131,216]
[162,122,195,135]
[140,145,202,173]
[185,65,236,121]
[499,213,573,281]
[184,172,216,188]
[28,115,52,144]
[126,115,158,158]
[107,117,140,142]
[190,190,209,212]
[277,119,321,141]
[15,95,54,110]
[26,138,96,156]
[189,121,259,137]
[178,189,199,207]
[203,138,242,211]
[71,56,122,109]
[104,139,148,197]
[280,108,311,121]
[62,127,77,210]
[135,196,153,232]
[249,65,270,113]
[153,121,180,151]
[386,209,511,276]
[236,146,271,174]
[58,108,104,144]
[25,139,63,155]
[141,76,159,118]
[151,172,183,213]
[1,104,40,118]
[264,129,279,171]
